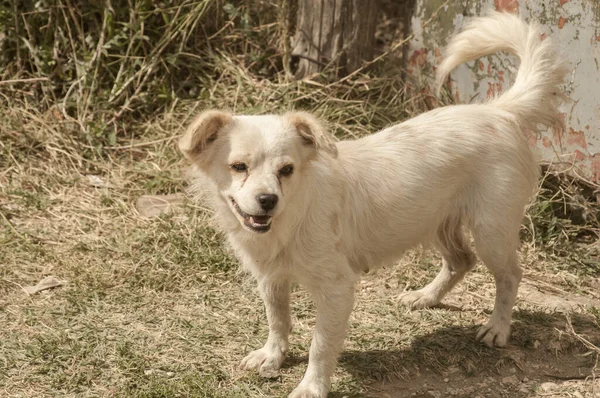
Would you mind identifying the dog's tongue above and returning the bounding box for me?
[251,215,271,225]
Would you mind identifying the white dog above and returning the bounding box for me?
[179,12,567,398]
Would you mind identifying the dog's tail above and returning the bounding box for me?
[436,12,568,131]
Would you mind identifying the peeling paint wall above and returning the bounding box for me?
[409,0,600,181]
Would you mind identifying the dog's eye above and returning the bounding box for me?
[279,164,294,176]
[231,162,247,172]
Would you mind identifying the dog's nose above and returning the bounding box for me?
[256,194,278,211]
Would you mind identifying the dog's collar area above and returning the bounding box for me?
[231,199,272,233]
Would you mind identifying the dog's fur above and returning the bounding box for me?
[180,13,567,398]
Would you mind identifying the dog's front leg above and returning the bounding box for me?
[289,282,355,398]
[240,277,291,377]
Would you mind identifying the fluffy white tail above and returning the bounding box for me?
[436,12,568,131]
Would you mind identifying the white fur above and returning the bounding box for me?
[180,12,567,398]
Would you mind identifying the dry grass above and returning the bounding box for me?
[1,170,599,397]
[1,1,600,397]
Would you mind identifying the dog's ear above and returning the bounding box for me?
[285,111,338,158]
[179,110,233,161]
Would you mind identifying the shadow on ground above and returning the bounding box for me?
[336,310,599,397]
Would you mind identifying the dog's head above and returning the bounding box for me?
[180,110,337,234]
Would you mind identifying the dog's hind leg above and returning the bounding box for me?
[398,217,477,309]
[472,222,522,348]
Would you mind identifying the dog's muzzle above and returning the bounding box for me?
[231,199,273,233]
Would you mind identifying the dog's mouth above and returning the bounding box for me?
[231,199,272,233]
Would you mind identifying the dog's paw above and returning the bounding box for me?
[397,290,439,309]
[476,319,510,347]
[288,384,326,398]
[240,347,285,378]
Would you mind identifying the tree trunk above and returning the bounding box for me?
[291,0,378,80]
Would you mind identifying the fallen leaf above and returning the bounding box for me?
[136,193,185,218]
[87,175,109,188]
[23,276,66,295]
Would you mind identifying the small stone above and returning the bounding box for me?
[540,382,558,392]
[522,377,529,382]
[444,378,449,383]
[259,368,279,379]
[502,375,519,385]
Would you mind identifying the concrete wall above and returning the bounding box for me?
[409,0,600,182]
